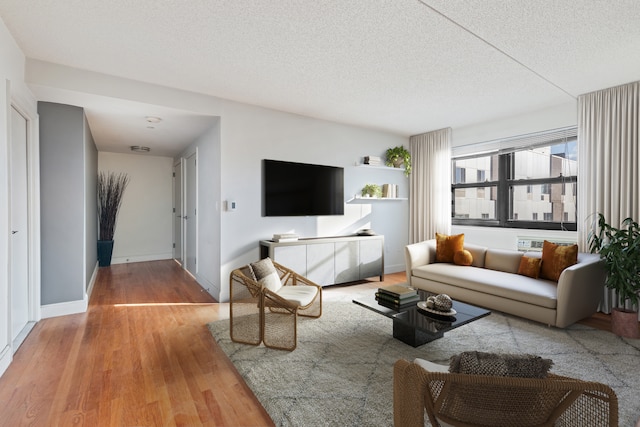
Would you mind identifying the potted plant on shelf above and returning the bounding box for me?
[588,213,640,338]
[97,171,130,267]
[385,146,411,177]
[361,183,382,198]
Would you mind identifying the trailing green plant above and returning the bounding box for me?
[385,146,411,176]
[361,183,382,198]
[98,172,130,241]
[587,213,640,306]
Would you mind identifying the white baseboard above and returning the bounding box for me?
[86,262,99,299]
[384,263,406,275]
[0,345,11,379]
[41,297,88,319]
[190,272,220,301]
[111,253,173,265]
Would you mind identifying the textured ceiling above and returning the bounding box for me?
[1,0,639,156]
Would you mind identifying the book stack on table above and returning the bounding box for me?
[375,284,420,309]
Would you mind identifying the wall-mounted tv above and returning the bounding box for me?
[263,159,344,217]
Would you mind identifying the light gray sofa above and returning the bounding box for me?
[405,239,606,328]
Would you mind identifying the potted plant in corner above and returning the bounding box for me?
[588,213,640,338]
[385,146,411,177]
[97,171,130,267]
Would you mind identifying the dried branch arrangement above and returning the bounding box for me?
[97,172,130,241]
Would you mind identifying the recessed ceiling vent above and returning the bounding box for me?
[130,145,151,153]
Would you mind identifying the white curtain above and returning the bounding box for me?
[577,81,640,317]
[409,128,452,243]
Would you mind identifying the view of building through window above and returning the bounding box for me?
[452,134,577,230]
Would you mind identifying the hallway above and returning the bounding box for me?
[0,260,272,426]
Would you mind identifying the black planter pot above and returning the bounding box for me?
[97,240,115,267]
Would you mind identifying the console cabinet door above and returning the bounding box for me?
[306,243,335,286]
[334,241,359,284]
[273,245,307,276]
[360,238,383,279]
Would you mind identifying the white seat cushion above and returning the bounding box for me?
[259,271,282,292]
[276,285,318,307]
[414,358,449,373]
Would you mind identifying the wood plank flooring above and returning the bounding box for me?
[0,260,612,426]
[0,261,271,427]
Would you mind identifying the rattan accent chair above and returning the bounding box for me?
[393,359,618,427]
[230,260,322,351]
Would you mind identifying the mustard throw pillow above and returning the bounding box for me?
[539,241,578,281]
[517,256,542,279]
[453,249,473,266]
[435,233,465,263]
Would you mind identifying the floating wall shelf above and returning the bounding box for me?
[346,196,408,203]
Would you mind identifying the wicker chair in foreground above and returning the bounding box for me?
[393,359,618,427]
[230,259,322,351]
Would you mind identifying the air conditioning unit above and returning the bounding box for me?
[517,236,577,252]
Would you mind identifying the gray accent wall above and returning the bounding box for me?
[39,101,97,305]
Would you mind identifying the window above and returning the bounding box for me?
[452,127,577,231]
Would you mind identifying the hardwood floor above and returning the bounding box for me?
[0,260,612,426]
[0,261,271,427]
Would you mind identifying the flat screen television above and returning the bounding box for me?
[263,159,344,216]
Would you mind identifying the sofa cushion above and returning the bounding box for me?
[540,241,578,281]
[518,256,542,279]
[453,250,473,266]
[412,263,558,309]
[484,248,524,274]
[463,243,487,268]
[436,233,464,263]
[449,351,553,378]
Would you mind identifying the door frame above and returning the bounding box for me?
[173,158,185,265]
[184,149,198,276]
[8,90,41,349]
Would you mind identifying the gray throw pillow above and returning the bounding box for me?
[250,257,277,280]
[449,351,553,378]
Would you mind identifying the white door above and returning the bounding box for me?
[173,160,183,264]
[185,153,197,275]
[10,107,29,342]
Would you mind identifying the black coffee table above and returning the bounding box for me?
[353,290,491,347]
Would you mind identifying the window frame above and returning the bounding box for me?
[451,130,578,231]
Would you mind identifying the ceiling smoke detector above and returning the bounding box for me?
[131,145,151,152]
[145,116,162,123]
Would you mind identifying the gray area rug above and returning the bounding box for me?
[208,301,640,426]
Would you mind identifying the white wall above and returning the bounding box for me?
[178,120,221,295]
[218,103,408,301]
[98,152,174,263]
[26,61,409,302]
[0,16,39,378]
[451,100,579,249]
[452,101,577,149]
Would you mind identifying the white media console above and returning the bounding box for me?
[259,235,384,287]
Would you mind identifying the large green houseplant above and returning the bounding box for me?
[385,146,411,177]
[587,213,640,338]
[97,172,130,267]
